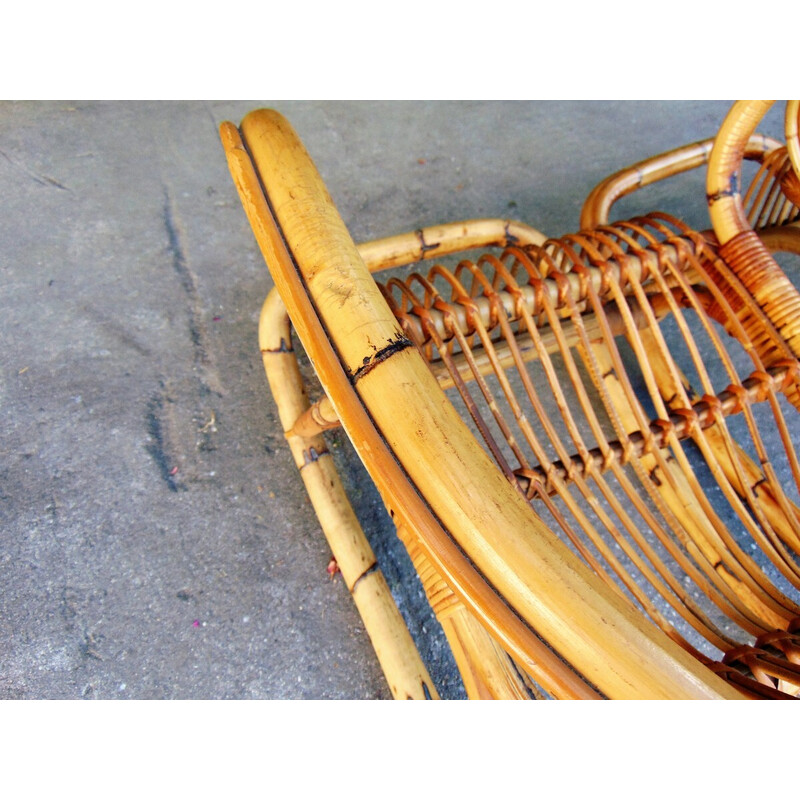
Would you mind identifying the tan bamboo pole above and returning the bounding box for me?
[224,122,601,700]
[357,219,547,271]
[708,102,776,243]
[581,134,781,230]
[258,288,438,699]
[224,110,743,699]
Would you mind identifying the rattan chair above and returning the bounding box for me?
[220,101,800,699]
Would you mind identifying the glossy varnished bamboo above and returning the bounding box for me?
[222,118,599,700]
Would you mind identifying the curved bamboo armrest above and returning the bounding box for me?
[221,109,742,699]
[580,134,781,230]
[357,219,546,271]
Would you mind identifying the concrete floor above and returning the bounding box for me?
[1,100,791,700]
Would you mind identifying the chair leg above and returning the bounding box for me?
[258,289,438,699]
[397,524,533,699]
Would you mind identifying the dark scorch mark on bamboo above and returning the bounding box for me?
[348,334,414,384]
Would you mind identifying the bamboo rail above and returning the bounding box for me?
[580,134,781,230]
[258,288,437,699]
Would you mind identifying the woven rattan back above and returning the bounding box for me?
[377,214,800,679]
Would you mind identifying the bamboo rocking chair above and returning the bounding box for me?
[220,101,800,699]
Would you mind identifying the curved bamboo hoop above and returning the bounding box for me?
[222,110,743,699]
[707,101,777,243]
[581,135,781,230]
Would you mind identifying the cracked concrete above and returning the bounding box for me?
[1,100,792,699]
